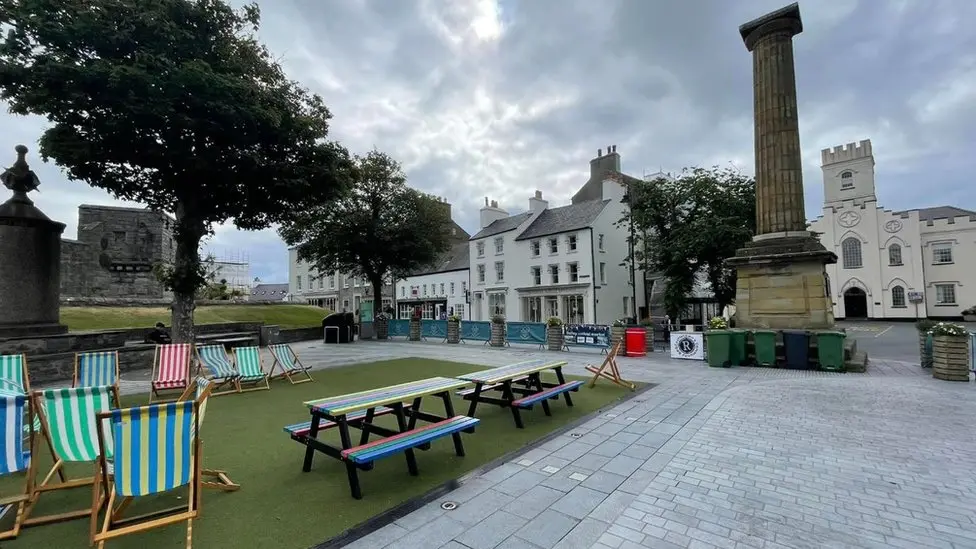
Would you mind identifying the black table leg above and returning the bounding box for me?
[555,366,575,407]
[531,373,552,416]
[337,417,362,499]
[393,404,420,476]
[466,383,484,417]
[501,380,524,429]
[359,407,376,445]
[302,414,322,472]
[440,392,466,456]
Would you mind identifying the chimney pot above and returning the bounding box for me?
[607,144,611,153]
[598,148,602,157]
[484,197,488,207]
[535,190,542,199]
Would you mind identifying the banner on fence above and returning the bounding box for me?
[460,321,491,341]
[564,324,611,348]
[388,319,410,338]
[421,320,448,339]
[506,322,547,344]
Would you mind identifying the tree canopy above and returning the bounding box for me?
[625,166,755,317]
[279,149,456,316]
[0,0,351,340]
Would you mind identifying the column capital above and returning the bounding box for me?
[739,3,803,52]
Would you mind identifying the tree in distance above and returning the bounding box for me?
[0,0,352,341]
[279,149,455,317]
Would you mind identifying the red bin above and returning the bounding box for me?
[625,327,647,357]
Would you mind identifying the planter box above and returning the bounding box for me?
[611,326,626,354]
[643,327,654,352]
[375,318,389,340]
[918,333,933,368]
[964,314,976,322]
[932,335,970,381]
[408,319,421,341]
[447,320,460,344]
[547,326,564,351]
[490,322,506,347]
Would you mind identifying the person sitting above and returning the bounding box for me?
[145,322,172,344]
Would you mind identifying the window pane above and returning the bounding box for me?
[891,286,905,308]
[842,238,862,269]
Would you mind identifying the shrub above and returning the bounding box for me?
[374,312,390,321]
[448,314,461,322]
[915,319,937,333]
[961,306,976,316]
[708,316,728,330]
[929,322,969,338]
[612,318,627,327]
[491,314,505,324]
[546,316,563,327]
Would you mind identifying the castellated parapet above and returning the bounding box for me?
[821,139,873,166]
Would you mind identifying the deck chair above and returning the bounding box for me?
[177,377,239,492]
[232,346,270,393]
[0,394,34,540]
[92,400,201,549]
[74,351,122,406]
[195,345,241,395]
[22,386,114,528]
[267,344,313,385]
[150,343,192,403]
[585,340,636,391]
[0,354,58,478]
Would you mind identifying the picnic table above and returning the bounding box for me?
[285,376,479,499]
[456,359,583,429]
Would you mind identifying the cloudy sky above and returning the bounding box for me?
[4,0,974,283]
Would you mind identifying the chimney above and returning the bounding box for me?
[590,145,621,180]
[479,198,509,229]
[528,190,548,213]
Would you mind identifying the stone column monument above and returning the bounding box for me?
[727,3,837,329]
[0,145,68,337]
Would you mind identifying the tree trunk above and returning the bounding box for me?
[169,202,205,343]
[171,289,196,343]
[372,278,383,319]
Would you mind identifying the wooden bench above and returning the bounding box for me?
[340,415,480,465]
[455,375,529,397]
[283,406,406,440]
[512,381,583,409]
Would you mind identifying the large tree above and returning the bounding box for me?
[625,166,755,317]
[278,149,454,316]
[0,0,351,341]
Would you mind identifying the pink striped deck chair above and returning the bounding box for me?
[149,344,192,403]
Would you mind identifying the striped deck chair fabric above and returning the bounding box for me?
[233,346,270,392]
[109,401,196,497]
[0,354,27,394]
[268,344,313,384]
[196,345,238,385]
[153,344,191,391]
[1,395,30,476]
[75,351,119,388]
[37,386,115,462]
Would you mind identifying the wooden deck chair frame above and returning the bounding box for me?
[150,344,193,403]
[585,341,636,391]
[194,345,241,396]
[177,378,239,492]
[267,344,313,385]
[22,386,115,528]
[232,346,271,393]
[0,354,63,482]
[91,400,201,549]
[73,350,122,407]
[0,394,36,541]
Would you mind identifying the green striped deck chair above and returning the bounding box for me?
[195,345,240,395]
[0,354,50,471]
[232,346,270,393]
[92,400,201,548]
[73,351,121,406]
[177,377,239,492]
[23,386,115,528]
[267,344,313,385]
[0,394,34,541]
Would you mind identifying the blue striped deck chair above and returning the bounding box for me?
[22,386,115,528]
[0,394,34,540]
[92,400,201,549]
[267,344,313,385]
[232,346,270,393]
[177,377,239,492]
[0,354,56,479]
[194,345,241,396]
[73,351,122,406]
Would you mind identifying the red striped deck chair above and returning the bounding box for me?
[177,377,239,492]
[0,394,34,540]
[73,351,122,406]
[232,346,270,393]
[267,344,313,385]
[150,344,192,403]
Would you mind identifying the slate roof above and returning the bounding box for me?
[250,283,289,302]
[897,206,976,222]
[408,242,470,276]
[470,212,533,240]
[515,200,610,241]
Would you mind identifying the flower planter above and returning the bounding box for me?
[918,333,933,369]
[490,321,506,347]
[964,314,976,322]
[408,319,421,342]
[375,318,389,340]
[447,320,460,344]
[611,325,627,354]
[547,326,564,351]
[932,335,970,381]
[643,326,654,353]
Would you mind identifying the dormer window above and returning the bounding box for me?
[840,171,854,189]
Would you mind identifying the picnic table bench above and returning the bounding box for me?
[284,376,478,499]
[457,360,582,429]
[195,331,258,349]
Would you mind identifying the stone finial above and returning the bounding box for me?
[1,144,41,205]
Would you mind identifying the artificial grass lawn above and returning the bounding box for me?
[61,304,327,331]
[3,358,639,549]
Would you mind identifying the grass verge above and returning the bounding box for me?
[61,304,327,331]
[3,358,639,549]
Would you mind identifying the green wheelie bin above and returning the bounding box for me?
[705,330,732,368]
[816,331,847,372]
[752,329,777,367]
[728,329,747,366]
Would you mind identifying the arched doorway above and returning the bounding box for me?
[843,287,868,319]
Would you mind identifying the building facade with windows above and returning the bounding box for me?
[394,243,470,319]
[809,139,976,319]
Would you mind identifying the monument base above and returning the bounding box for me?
[0,322,69,339]
[727,234,837,330]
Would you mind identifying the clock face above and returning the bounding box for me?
[884,220,903,233]
[838,211,861,228]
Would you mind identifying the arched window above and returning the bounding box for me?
[891,285,906,308]
[888,243,902,266]
[842,238,862,269]
[841,171,854,189]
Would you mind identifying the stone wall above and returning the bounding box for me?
[60,297,298,307]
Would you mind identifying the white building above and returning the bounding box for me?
[809,139,976,319]
[288,249,340,311]
[210,259,251,294]
[394,243,470,319]
[468,174,645,325]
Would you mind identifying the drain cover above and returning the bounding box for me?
[441,501,458,511]
[569,432,583,438]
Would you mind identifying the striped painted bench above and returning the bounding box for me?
[284,405,409,440]
[455,375,529,397]
[512,381,583,409]
[341,415,480,465]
